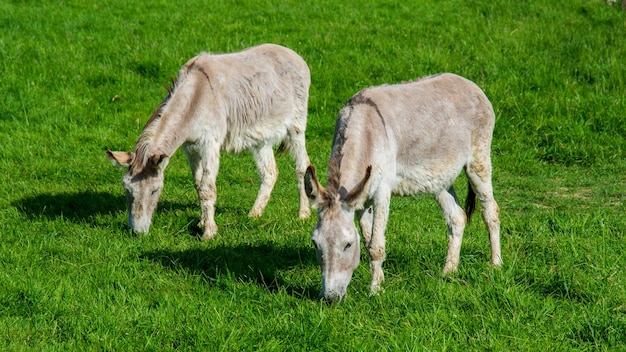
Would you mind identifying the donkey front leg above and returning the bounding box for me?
[249,144,278,217]
[436,187,467,274]
[368,193,391,295]
[185,144,220,240]
[357,206,374,248]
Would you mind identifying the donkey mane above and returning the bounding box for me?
[131,76,180,173]
[322,158,343,207]
[322,90,386,205]
[324,114,348,204]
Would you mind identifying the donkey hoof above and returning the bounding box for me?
[369,284,384,296]
[442,264,458,277]
[248,208,263,218]
[299,208,311,219]
[201,231,216,241]
[199,223,218,241]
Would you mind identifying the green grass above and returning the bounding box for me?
[1,0,625,350]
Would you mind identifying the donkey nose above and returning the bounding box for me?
[129,217,151,234]
[321,290,345,303]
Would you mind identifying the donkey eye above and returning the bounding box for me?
[344,242,352,251]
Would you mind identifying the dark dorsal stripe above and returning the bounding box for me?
[346,91,386,132]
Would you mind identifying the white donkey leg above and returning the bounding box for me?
[286,128,311,219]
[249,144,278,218]
[357,206,374,248]
[185,144,220,241]
[368,193,391,294]
[436,186,467,275]
[467,159,502,267]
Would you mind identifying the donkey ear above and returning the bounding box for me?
[148,154,170,171]
[305,165,326,209]
[107,150,135,167]
[343,165,372,208]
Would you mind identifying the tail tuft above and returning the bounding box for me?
[465,181,477,223]
[276,141,289,155]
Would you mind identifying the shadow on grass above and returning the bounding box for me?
[11,191,189,224]
[141,243,321,301]
[13,191,125,221]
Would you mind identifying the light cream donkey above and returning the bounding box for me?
[305,73,502,301]
[108,44,311,240]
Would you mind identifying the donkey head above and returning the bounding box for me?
[305,164,372,301]
[107,150,170,234]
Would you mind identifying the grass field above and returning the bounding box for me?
[1,0,625,350]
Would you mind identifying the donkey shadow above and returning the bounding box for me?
[141,243,321,300]
[13,191,123,221]
[12,191,189,226]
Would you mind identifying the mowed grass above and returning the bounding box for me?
[1,0,625,350]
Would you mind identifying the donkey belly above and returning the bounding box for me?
[392,160,465,196]
[222,114,291,154]
[224,128,288,153]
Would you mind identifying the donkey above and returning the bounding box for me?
[305,73,502,301]
[107,44,311,240]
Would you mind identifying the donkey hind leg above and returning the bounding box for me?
[249,143,278,218]
[368,191,391,295]
[357,206,374,248]
[436,186,467,275]
[184,144,220,241]
[466,158,502,267]
[285,127,311,218]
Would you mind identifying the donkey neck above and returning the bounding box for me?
[149,114,191,156]
[134,115,186,165]
[140,79,206,158]
[329,135,378,195]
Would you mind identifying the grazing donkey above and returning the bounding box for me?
[107,44,311,240]
[305,73,502,301]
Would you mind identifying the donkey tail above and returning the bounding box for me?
[276,141,289,155]
[464,180,477,223]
